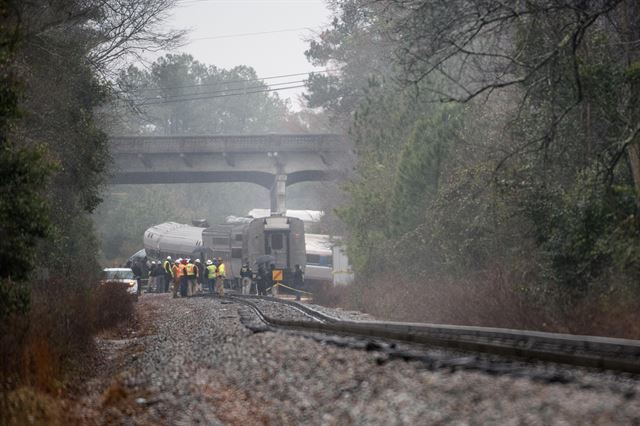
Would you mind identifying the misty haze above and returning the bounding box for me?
[2,1,640,424]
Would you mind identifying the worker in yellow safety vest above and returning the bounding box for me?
[171,259,182,298]
[206,259,217,293]
[163,256,173,293]
[186,259,197,297]
[179,258,189,297]
[215,257,225,296]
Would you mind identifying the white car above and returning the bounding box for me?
[101,268,138,295]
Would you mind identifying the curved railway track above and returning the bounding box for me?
[225,294,640,374]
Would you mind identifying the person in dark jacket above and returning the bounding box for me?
[240,260,252,295]
[293,264,304,301]
[131,260,143,295]
[257,263,266,295]
[195,259,204,293]
[148,261,159,292]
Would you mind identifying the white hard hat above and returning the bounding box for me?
[151,261,156,264]
[167,256,172,260]
[206,260,213,265]
[195,259,200,263]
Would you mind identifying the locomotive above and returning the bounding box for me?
[143,216,306,288]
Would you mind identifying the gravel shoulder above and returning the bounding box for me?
[74,293,640,425]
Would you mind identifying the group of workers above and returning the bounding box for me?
[146,256,306,299]
[146,256,226,297]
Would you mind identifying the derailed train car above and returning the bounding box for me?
[304,233,354,286]
[143,216,306,287]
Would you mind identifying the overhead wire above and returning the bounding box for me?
[122,68,340,105]
[136,78,308,103]
[190,27,313,41]
[137,83,308,105]
[129,68,337,93]
[177,0,324,5]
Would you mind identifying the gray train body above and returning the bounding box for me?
[144,216,306,286]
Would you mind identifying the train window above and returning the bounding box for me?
[235,234,243,241]
[306,254,332,266]
[271,233,284,250]
[231,248,242,258]
[320,255,332,267]
[213,251,230,260]
[212,237,228,246]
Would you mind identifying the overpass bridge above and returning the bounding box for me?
[109,133,352,213]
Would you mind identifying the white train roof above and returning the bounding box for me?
[247,209,324,223]
[144,222,205,255]
[305,233,333,255]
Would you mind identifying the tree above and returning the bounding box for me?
[115,54,291,135]
[306,0,640,308]
[0,0,183,283]
[0,0,53,287]
[368,0,640,206]
[390,105,462,235]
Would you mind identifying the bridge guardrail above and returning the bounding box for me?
[110,134,349,154]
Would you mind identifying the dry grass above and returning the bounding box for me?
[92,282,136,332]
[1,386,68,426]
[564,295,640,339]
[317,267,640,339]
[1,277,136,425]
[319,270,548,329]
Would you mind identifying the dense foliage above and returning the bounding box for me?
[0,0,179,412]
[116,54,291,135]
[308,0,640,334]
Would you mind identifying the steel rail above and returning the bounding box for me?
[226,294,640,374]
[228,294,340,323]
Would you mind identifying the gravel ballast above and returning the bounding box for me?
[79,293,640,425]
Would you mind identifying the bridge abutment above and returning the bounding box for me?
[270,174,287,215]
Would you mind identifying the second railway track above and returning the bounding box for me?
[225,294,640,375]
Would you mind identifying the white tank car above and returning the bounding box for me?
[143,222,209,261]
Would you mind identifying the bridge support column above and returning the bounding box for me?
[270,174,287,215]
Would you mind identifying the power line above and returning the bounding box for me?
[137,79,306,104]
[137,84,307,105]
[136,79,308,103]
[178,0,324,4]
[128,69,337,93]
[190,27,313,41]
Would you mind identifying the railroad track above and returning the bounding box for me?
[225,294,640,374]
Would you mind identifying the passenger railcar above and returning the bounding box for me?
[304,233,333,284]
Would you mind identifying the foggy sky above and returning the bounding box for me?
[162,0,332,109]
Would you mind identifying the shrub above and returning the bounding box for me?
[311,282,343,307]
[320,267,552,331]
[1,278,135,394]
[92,282,135,331]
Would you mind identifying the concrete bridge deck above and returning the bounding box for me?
[109,133,352,212]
